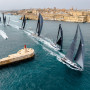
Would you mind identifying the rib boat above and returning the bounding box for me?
[61,24,85,71]
[0,45,35,66]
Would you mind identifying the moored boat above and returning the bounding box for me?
[0,45,35,66]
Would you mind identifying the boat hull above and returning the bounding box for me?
[61,57,83,71]
[31,32,60,51]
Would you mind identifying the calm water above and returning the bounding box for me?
[0,14,90,90]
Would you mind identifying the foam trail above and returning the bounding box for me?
[44,37,54,43]
[43,46,64,62]
[10,24,19,30]
[25,30,63,57]
[11,20,19,23]
[26,30,60,51]
[43,46,59,57]
[24,31,39,44]
[0,30,8,39]
[25,30,79,71]
[28,27,32,30]
[25,30,59,51]
[42,46,67,66]
[43,46,79,71]
[27,30,34,34]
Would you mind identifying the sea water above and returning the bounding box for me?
[0,14,90,90]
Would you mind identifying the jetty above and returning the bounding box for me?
[0,45,35,66]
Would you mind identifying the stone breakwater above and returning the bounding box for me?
[0,47,35,66]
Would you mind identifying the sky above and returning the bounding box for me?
[0,0,90,10]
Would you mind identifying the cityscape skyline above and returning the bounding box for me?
[0,0,90,10]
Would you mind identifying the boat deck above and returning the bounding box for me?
[61,57,83,71]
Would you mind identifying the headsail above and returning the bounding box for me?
[36,13,43,36]
[56,24,63,50]
[65,25,78,61]
[74,25,85,69]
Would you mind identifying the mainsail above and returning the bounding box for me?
[3,13,4,21]
[36,13,43,36]
[56,24,63,50]
[3,13,5,25]
[65,25,78,61]
[65,24,84,69]
[74,25,85,69]
[2,13,6,26]
[22,15,26,29]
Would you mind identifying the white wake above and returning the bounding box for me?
[10,24,20,30]
[11,20,19,23]
[0,30,8,39]
[43,46,79,71]
[24,30,80,71]
[26,30,60,51]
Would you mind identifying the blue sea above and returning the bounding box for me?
[0,14,90,90]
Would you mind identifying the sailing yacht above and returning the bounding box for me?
[22,15,26,29]
[56,24,63,50]
[30,13,43,37]
[34,13,43,36]
[19,15,26,30]
[51,24,63,51]
[2,13,6,26]
[61,24,85,71]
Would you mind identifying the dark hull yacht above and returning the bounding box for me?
[61,24,85,71]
